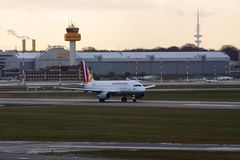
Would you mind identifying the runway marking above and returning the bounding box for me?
[42,145,240,152]
[185,104,240,107]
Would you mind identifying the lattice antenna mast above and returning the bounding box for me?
[194,9,202,48]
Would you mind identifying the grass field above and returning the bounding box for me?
[0,106,240,144]
[144,90,240,101]
[46,150,240,160]
[152,84,240,89]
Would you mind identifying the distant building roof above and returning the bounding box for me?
[13,51,230,61]
[77,52,229,61]
[15,52,42,59]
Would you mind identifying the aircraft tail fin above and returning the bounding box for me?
[81,61,94,84]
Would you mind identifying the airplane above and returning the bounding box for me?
[60,61,156,102]
[205,79,219,83]
[134,75,159,81]
[201,77,219,83]
[216,76,233,81]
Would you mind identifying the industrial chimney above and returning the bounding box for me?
[32,39,36,52]
[22,39,26,52]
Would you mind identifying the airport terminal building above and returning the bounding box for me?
[1,46,230,80]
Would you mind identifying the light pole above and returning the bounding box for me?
[22,56,25,85]
[160,57,163,83]
[187,58,189,83]
[225,59,228,75]
[135,58,138,77]
[214,65,217,78]
[58,63,62,84]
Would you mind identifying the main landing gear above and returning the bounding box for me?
[121,97,127,102]
[121,95,137,103]
[132,95,137,103]
[99,99,105,103]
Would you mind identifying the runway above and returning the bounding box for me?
[0,152,89,160]
[1,98,240,109]
[0,141,240,160]
[1,141,240,154]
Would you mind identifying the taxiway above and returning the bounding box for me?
[0,98,240,109]
[1,141,240,160]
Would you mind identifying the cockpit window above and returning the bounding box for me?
[134,84,142,87]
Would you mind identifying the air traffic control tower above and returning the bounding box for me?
[64,24,81,65]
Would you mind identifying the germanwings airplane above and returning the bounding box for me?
[62,61,155,102]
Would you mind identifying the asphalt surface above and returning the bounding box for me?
[1,142,240,160]
[1,141,240,154]
[0,152,101,160]
[1,98,240,109]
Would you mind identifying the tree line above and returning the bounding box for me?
[81,43,240,61]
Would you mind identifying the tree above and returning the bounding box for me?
[151,47,167,52]
[220,45,239,61]
[139,72,146,77]
[124,72,131,79]
[180,43,199,51]
[82,47,96,52]
[107,71,115,79]
[166,46,180,52]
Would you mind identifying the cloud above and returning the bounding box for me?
[7,29,31,40]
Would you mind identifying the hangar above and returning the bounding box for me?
[1,46,230,80]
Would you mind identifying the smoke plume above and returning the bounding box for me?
[7,29,31,40]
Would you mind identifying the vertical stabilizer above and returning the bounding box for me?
[81,61,93,84]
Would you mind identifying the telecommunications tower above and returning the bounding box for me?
[194,9,202,48]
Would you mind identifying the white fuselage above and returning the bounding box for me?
[84,80,145,97]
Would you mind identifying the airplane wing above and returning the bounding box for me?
[84,88,121,93]
[58,86,120,93]
[144,84,156,89]
[57,86,85,91]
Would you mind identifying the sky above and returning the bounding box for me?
[0,0,239,51]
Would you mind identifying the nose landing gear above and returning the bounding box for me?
[132,95,137,103]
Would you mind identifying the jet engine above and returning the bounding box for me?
[97,92,110,100]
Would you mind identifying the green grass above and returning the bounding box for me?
[144,90,240,102]
[0,106,240,144]
[0,92,94,99]
[46,150,240,160]
[0,86,26,91]
[152,84,240,89]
